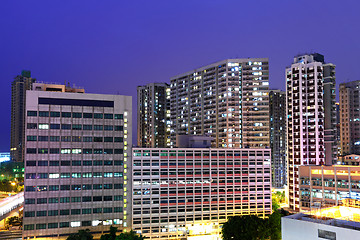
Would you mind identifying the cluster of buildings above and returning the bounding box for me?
[8,53,360,239]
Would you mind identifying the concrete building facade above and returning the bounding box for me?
[170,58,270,149]
[22,90,131,239]
[132,148,272,240]
[286,53,337,211]
[137,83,170,148]
[339,80,360,156]
[11,70,36,162]
[269,90,287,188]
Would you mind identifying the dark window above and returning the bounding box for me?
[114,184,123,189]
[25,199,35,204]
[114,137,123,142]
[83,161,92,166]
[104,160,113,165]
[48,210,58,216]
[72,185,81,190]
[72,136,81,142]
[50,148,59,154]
[103,208,112,213]
[61,161,70,166]
[82,196,91,202]
[94,137,103,142]
[82,221,91,226]
[25,186,35,192]
[61,124,71,129]
[37,198,47,204]
[114,161,123,166]
[93,184,102,189]
[83,113,92,118]
[39,98,114,107]
[104,125,113,131]
[26,161,36,166]
[27,136,37,141]
[115,126,123,131]
[38,148,48,154]
[26,148,36,154]
[104,149,113,154]
[72,112,82,118]
[38,136,48,141]
[93,196,102,201]
[71,209,81,215]
[82,185,92,190]
[49,185,59,191]
[60,210,70,215]
[72,160,81,166]
[27,123,37,129]
[50,136,60,142]
[104,114,113,119]
[27,111,37,116]
[61,112,71,118]
[114,114,123,119]
[49,161,59,166]
[83,137,92,142]
[60,185,70,190]
[93,160,102,166]
[59,222,69,228]
[103,184,113,189]
[25,211,35,217]
[83,149,92,154]
[83,125,92,130]
[94,149,103,154]
[94,113,103,119]
[103,196,112,201]
[93,208,102,213]
[50,112,60,117]
[114,149,123,154]
[82,209,91,214]
[39,111,49,117]
[104,137,113,142]
[38,161,48,166]
[72,124,82,130]
[50,124,60,129]
[61,136,71,142]
[48,198,58,203]
[36,223,46,229]
[114,207,123,212]
[94,125,103,130]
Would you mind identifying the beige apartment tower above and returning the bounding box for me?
[170,58,270,148]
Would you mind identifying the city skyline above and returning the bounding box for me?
[1,1,360,151]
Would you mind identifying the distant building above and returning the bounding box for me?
[23,90,131,239]
[176,135,213,148]
[269,90,286,188]
[299,165,360,211]
[11,70,36,162]
[137,83,170,148]
[132,148,272,240]
[11,75,85,163]
[338,154,360,165]
[170,58,270,148]
[282,199,360,240]
[339,80,360,155]
[286,53,337,211]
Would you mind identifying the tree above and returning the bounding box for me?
[116,230,144,240]
[67,229,93,240]
[222,215,267,240]
[268,211,282,240]
[100,226,118,240]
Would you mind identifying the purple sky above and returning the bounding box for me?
[1,0,360,151]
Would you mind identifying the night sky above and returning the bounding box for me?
[1,0,359,151]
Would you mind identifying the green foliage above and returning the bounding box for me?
[115,230,144,240]
[100,226,118,240]
[67,229,93,240]
[272,191,285,211]
[99,227,144,240]
[222,211,283,240]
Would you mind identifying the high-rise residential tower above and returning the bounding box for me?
[11,70,36,162]
[339,80,360,155]
[170,58,270,148]
[269,90,287,188]
[23,90,131,239]
[137,83,170,148]
[286,53,337,211]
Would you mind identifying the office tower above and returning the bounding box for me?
[286,53,337,211]
[339,80,360,156]
[132,148,272,239]
[269,90,286,188]
[137,83,170,148]
[170,58,270,148]
[23,90,131,239]
[11,70,36,162]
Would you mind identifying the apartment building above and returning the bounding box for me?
[23,90,131,239]
[269,90,286,188]
[132,148,272,240]
[170,58,270,148]
[286,53,337,211]
[339,80,360,156]
[137,83,170,148]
